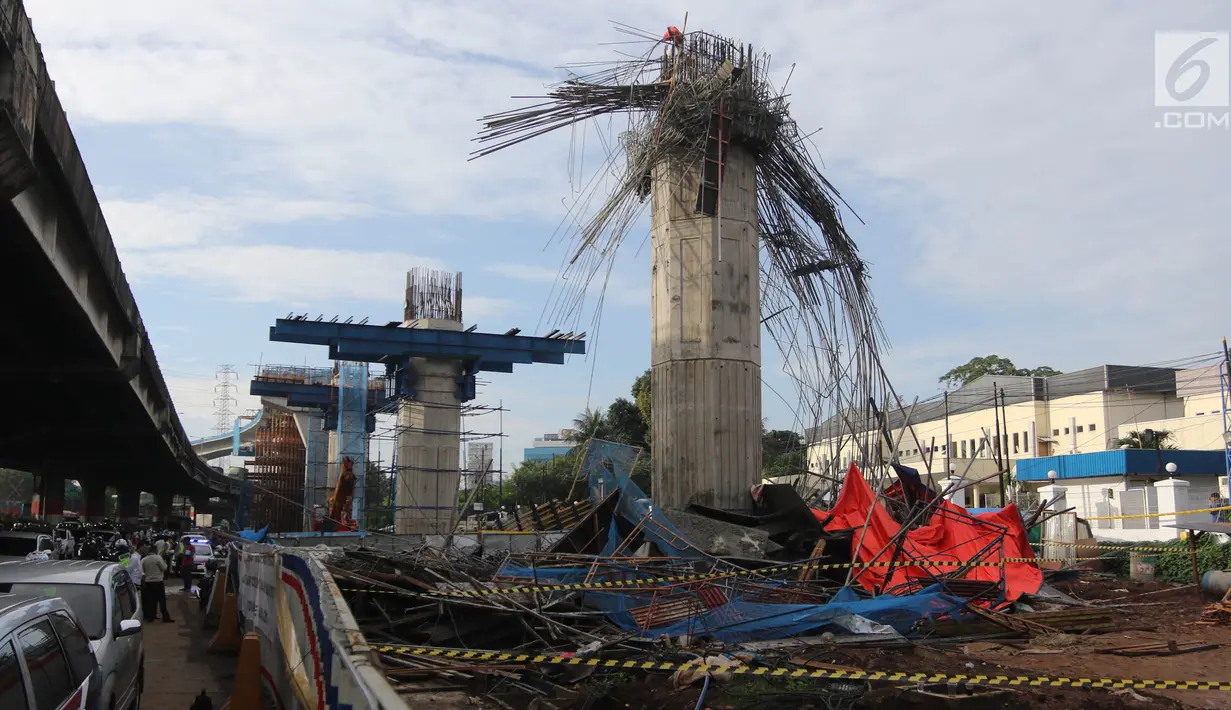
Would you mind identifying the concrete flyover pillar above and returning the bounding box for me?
[117,488,141,527]
[650,144,761,511]
[33,470,66,524]
[395,319,463,535]
[154,492,174,528]
[80,480,107,524]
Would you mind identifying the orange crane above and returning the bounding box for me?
[316,455,357,532]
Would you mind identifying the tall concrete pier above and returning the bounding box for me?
[395,319,465,535]
[266,266,586,534]
[650,144,761,511]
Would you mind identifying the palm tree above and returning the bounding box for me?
[1110,429,1177,450]
[568,408,608,443]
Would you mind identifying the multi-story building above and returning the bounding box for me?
[806,364,1211,508]
[523,430,579,462]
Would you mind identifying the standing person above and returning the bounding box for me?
[1211,491,1230,523]
[154,535,169,560]
[128,543,145,591]
[115,539,131,567]
[179,541,195,594]
[140,549,172,623]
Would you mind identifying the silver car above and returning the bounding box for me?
[0,561,143,710]
[0,593,102,710]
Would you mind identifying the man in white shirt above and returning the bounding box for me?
[128,543,145,588]
[140,549,172,623]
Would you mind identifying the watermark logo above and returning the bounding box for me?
[1154,31,1229,129]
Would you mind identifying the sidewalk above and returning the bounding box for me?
[140,585,236,708]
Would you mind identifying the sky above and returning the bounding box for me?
[22,1,1231,469]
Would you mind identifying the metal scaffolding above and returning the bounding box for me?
[247,408,305,532]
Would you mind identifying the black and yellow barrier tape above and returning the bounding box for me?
[371,644,1231,691]
[341,556,1087,599]
[1032,540,1196,553]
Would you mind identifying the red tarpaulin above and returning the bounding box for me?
[813,463,1041,600]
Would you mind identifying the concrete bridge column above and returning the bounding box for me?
[155,493,173,527]
[118,488,141,527]
[33,471,65,524]
[80,480,107,523]
[650,145,761,511]
[395,328,463,536]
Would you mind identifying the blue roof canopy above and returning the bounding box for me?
[1016,449,1226,481]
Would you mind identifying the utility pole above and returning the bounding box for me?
[498,399,504,511]
[943,391,951,481]
[992,382,1004,506]
[1000,387,1010,504]
[1222,338,1231,486]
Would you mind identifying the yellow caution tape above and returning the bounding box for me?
[341,556,1076,599]
[371,644,1231,691]
[1032,540,1194,553]
[1083,504,1231,521]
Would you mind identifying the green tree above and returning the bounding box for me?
[506,454,579,505]
[364,462,394,530]
[631,368,652,426]
[762,429,806,479]
[1111,429,1178,450]
[605,397,648,449]
[569,407,608,443]
[1020,365,1062,378]
[631,455,653,495]
[938,355,1062,389]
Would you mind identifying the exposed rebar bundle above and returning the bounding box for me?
[473,27,897,498]
[405,267,463,323]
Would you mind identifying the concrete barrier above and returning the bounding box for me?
[232,543,408,709]
[234,532,567,707]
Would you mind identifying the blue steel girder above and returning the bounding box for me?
[249,379,390,411]
[250,379,332,406]
[270,319,584,374]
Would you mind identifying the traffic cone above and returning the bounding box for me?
[203,568,228,629]
[221,633,262,710]
[208,592,241,653]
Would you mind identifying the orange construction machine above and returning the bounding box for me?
[316,455,357,532]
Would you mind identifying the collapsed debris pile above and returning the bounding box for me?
[316,440,1231,708]
[1200,588,1231,625]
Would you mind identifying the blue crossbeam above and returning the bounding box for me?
[250,379,390,409]
[270,319,585,369]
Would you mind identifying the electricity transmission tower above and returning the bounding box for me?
[214,365,239,436]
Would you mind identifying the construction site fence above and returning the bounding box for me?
[216,542,409,710]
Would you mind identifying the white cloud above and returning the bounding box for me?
[488,261,648,309]
[22,0,1231,414]
[486,263,560,282]
[164,374,262,441]
[124,244,516,318]
[102,192,371,251]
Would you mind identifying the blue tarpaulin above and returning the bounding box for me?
[494,441,968,643]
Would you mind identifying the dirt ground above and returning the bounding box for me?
[842,576,1230,710]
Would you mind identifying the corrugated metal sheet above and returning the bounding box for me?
[1016,450,1225,481]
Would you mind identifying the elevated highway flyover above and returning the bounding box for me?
[0,2,240,522]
